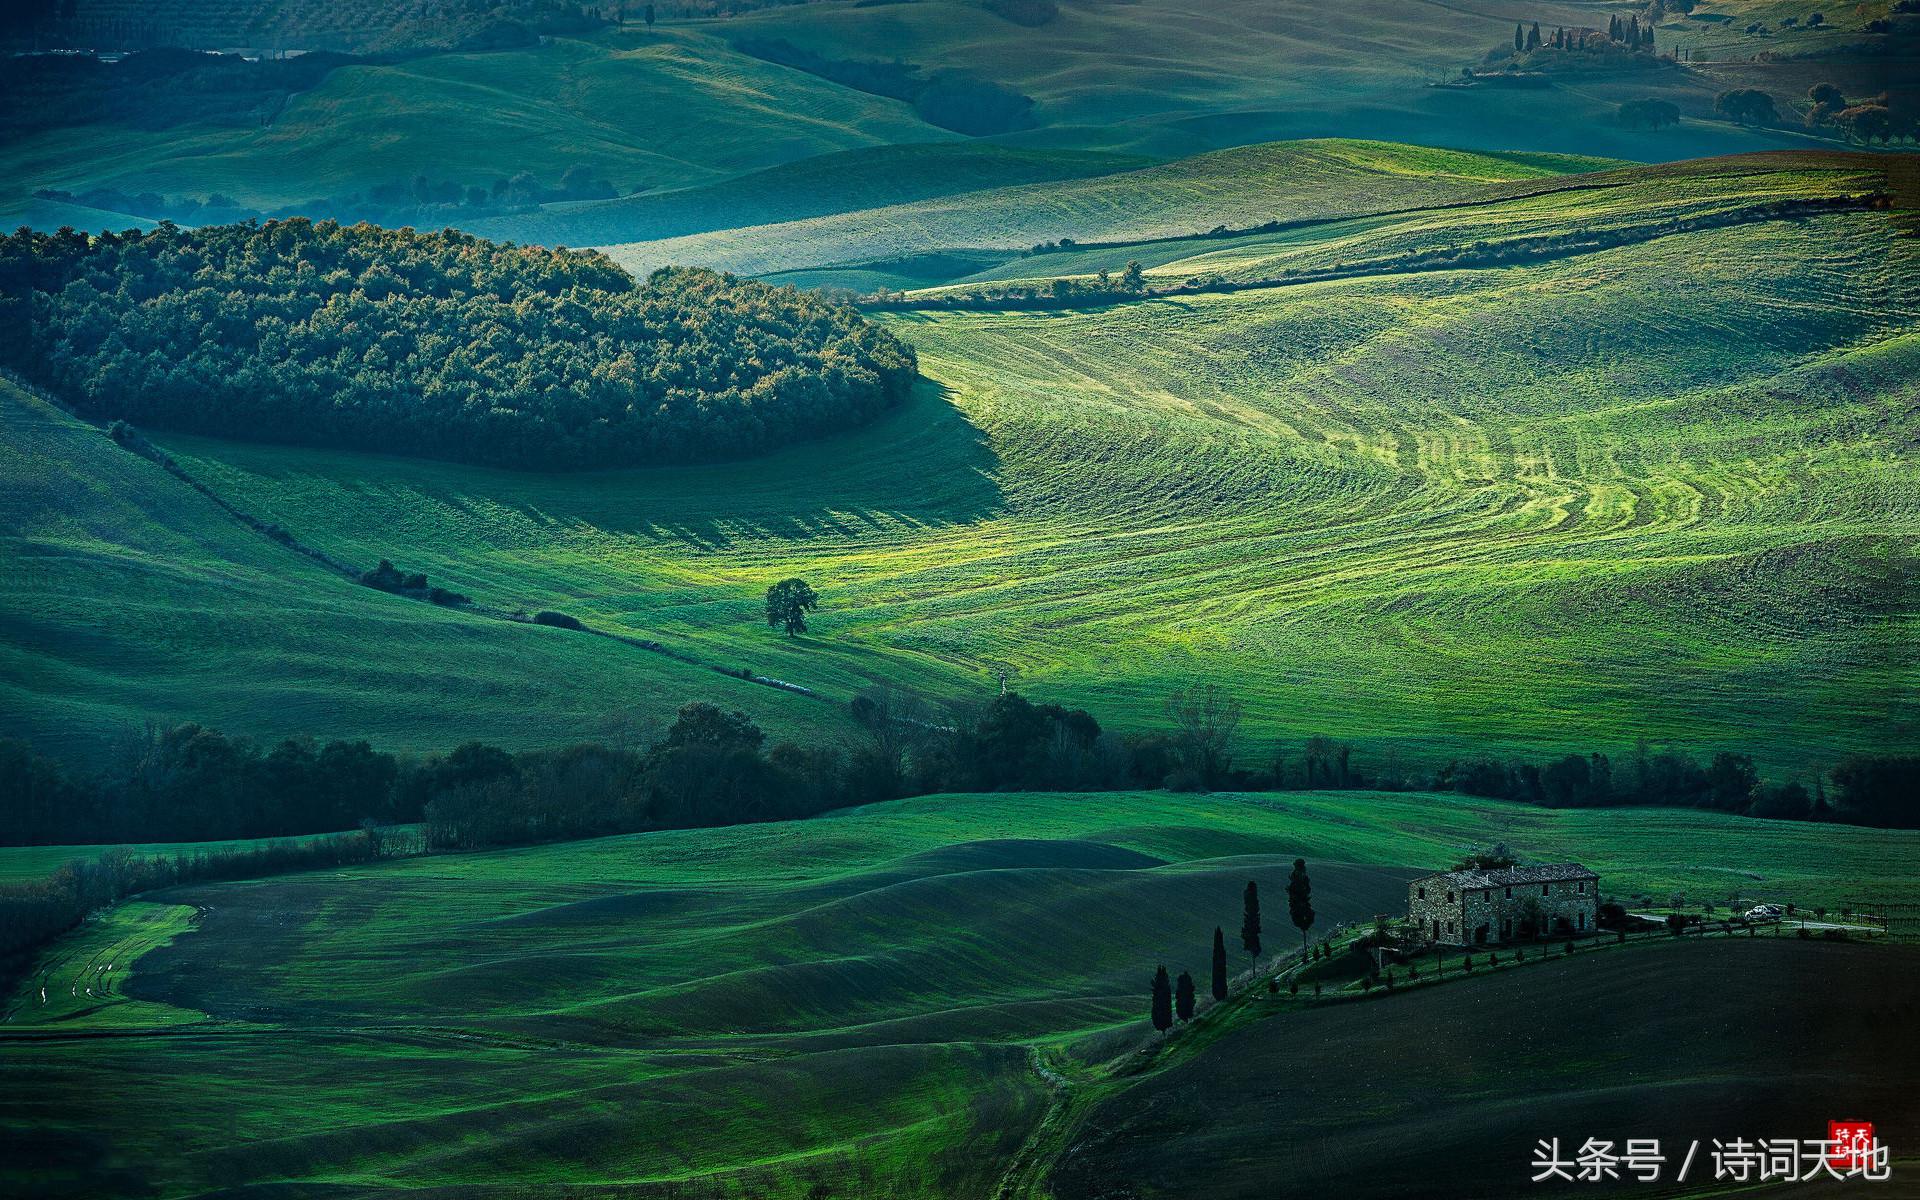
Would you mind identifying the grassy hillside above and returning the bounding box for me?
[595,138,1618,278]
[0,378,835,760]
[719,0,1864,161]
[3,788,1912,1196]
[1053,937,1920,1199]
[465,141,1156,249]
[4,0,1888,238]
[0,29,952,227]
[111,152,1919,775]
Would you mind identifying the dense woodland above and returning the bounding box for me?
[0,221,917,468]
[3,689,1913,849]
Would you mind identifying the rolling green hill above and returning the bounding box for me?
[0,378,836,761]
[0,29,954,228]
[4,788,1913,1197]
[463,141,1156,249]
[593,138,1619,279]
[53,150,1908,775]
[1052,937,1920,1199]
[5,0,1896,239]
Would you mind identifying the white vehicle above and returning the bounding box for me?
[1745,904,1784,920]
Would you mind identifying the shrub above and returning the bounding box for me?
[1288,979,1299,996]
[1267,979,1278,994]
[1564,940,1575,956]
[1666,912,1689,936]
[533,611,585,630]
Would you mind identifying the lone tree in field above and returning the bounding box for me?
[1151,965,1173,1035]
[1241,880,1263,964]
[1166,683,1242,789]
[1175,970,1196,1022]
[764,578,820,637]
[1120,260,1145,292]
[1211,926,1229,1000]
[1288,858,1316,954]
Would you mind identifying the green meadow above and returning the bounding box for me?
[5,0,1891,234]
[10,150,1892,773]
[4,788,1913,1196]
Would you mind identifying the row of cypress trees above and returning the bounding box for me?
[1151,860,1318,1034]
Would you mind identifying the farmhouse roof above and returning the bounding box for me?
[1414,862,1598,889]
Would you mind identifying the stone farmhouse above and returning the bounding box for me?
[1407,863,1599,946]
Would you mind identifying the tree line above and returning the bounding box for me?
[0,220,918,469]
[6,683,1913,851]
[0,828,418,981]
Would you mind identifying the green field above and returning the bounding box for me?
[3,788,1913,1196]
[596,139,1619,280]
[8,150,1898,773]
[0,379,838,760]
[1053,936,1920,1199]
[6,0,1897,237]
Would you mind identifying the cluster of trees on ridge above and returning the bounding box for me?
[3,685,1914,850]
[0,220,917,468]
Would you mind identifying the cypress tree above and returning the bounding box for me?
[1515,21,1525,51]
[1151,965,1173,1035]
[1211,926,1229,1000]
[1175,970,1196,1022]
[1526,21,1541,50]
[1288,858,1317,954]
[1241,880,1263,963]
[1610,13,1621,40]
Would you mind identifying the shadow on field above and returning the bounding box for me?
[1052,939,1920,1200]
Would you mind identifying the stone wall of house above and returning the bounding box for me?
[1408,878,1465,942]
[1407,875,1599,945]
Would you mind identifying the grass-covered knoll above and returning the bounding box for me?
[1052,937,1920,1199]
[911,150,1886,291]
[0,378,832,761]
[598,138,1617,279]
[137,153,1919,774]
[1,0,1873,237]
[3,788,1910,1196]
[465,141,1154,249]
[1,222,915,469]
[0,28,950,227]
[718,0,1843,160]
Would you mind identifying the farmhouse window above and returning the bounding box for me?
[1505,886,1512,898]
[1446,891,1454,903]
[1577,881,1586,893]
[1418,887,1426,900]
[1446,921,1454,934]
[1578,912,1587,930]
[1542,884,1550,895]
